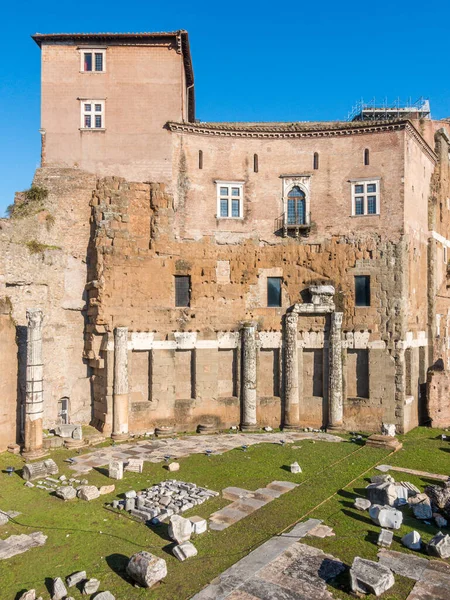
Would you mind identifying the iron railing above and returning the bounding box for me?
[274,212,311,237]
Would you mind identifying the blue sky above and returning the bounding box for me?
[1,0,449,214]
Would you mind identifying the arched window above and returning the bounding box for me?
[313,152,319,170]
[253,153,259,173]
[364,148,370,166]
[287,186,306,225]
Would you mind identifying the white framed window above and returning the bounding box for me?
[351,179,380,216]
[80,49,106,72]
[80,100,105,130]
[216,181,244,219]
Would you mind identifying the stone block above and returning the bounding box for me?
[173,541,198,561]
[366,482,397,506]
[189,516,207,534]
[18,591,36,600]
[413,502,433,520]
[168,515,191,543]
[51,577,67,600]
[434,513,448,528]
[290,462,302,473]
[108,460,123,480]
[126,551,167,588]
[66,571,86,587]
[427,532,450,559]
[354,498,371,511]
[222,487,253,501]
[369,505,403,529]
[77,486,100,501]
[125,458,144,473]
[377,529,393,548]
[381,423,396,437]
[99,485,115,495]
[370,474,394,484]
[168,462,180,472]
[55,486,77,501]
[350,556,395,596]
[402,531,421,550]
[92,593,115,600]
[81,578,100,594]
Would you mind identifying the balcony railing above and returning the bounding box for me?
[274,211,311,237]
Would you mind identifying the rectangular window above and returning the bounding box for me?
[81,100,105,129]
[267,277,282,307]
[351,180,380,216]
[81,49,105,72]
[175,276,190,307]
[355,275,370,307]
[216,182,243,219]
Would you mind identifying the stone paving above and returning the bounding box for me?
[0,532,47,560]
[191,518,345,600]
[210,481,299,531]
[67,432,342,474]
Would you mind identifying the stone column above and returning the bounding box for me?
[283,311,300,429]
[328,312,344,430]
[112,327,129,440]
[23,308,46,458]
[240,323,258,431]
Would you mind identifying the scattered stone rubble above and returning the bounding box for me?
[126,551,167,588]
[18,569,113,600]
[111,480,218,523]
[427,531,450,559]
[22,459,58,481]
[0,532,47,560]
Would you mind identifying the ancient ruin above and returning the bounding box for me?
[1,30,450,451]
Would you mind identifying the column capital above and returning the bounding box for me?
[331,311,343,328]
[26,308,43,328]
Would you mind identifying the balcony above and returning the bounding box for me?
[274,211,312,238]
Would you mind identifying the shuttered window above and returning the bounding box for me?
[175,276,190,307]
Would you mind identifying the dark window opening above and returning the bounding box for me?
[287,186,306,225]
[175,276,190,307]
[364,148,370,166]
[199,150,203,169]
[355,275,370,307]
[267,277,282,307]
[254,153,259,173]
[313,152,319,170]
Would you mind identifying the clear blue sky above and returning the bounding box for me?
[1,0,449,215]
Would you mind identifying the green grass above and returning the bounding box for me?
[0,428,448,599]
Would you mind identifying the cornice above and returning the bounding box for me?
[404,122,437,163]
[166,120,409,140]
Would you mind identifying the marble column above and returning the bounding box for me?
[240,323,258,430]
[23,308,46,458]
[112,326,129,440]
[283,311,300,429]
[328,312,344,430]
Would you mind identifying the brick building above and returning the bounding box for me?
[1,30,450,451]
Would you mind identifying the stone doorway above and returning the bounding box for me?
[57,397,69,425]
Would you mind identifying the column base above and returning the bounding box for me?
[327,424,345,432]
[111,433,129,442]
[240,423,259,432]
[21,447,49,460]
[197,424,218,435]
[282,424,301,431]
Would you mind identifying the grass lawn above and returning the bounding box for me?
[0,427,448,599]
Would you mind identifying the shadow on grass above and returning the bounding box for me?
[161,541,177,557]
[14,591,29,600]
[342,509,374,526]
[146,522,173,543]
[280,465,294,473]
[94,466,109,477]
[106,553,134,583]
[364,530,379,545]
[336,489,357,500]
[44,577,53,596]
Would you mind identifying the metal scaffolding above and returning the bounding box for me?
[347,97,431,122]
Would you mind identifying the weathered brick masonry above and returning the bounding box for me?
[1,31,450,450]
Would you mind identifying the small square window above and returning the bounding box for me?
[352,180,379,216]
[216,183,243,219]
[355,275,370,307]
[175,276,190,307]
[81,100,104,129]
[81,49,105,72]
[267,277,282,307]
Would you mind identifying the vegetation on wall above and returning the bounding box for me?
[6,186,49,219]
[25,240,61,255]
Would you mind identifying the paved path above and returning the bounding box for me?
[191,519,345,600]
[68,432,342,474]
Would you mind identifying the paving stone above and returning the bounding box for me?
[402,531,422,550]
[253,488,283,500]
[305,524,335,538]
[266,481,298,493]
[66,570,86,587]
[173,541,198,561]
[234,498,268,514]
[0,512,9,526]
[126,551,167,588]
[427,532,450,559]
[77,486,100,501]
[350,556,395,596]
[377,529,393,548]
[51,577,67,600]
[222,487,254,501]
[0,532,47,559]
[377,549,429,581]
[81,578,100,594]
[354,498,371,511]
[168,515,192,543]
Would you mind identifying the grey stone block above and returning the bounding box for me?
[350,556,395,596]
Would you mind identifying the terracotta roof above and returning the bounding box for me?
[32,30,195,119]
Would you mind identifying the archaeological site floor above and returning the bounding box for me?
[0,427,449,599]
